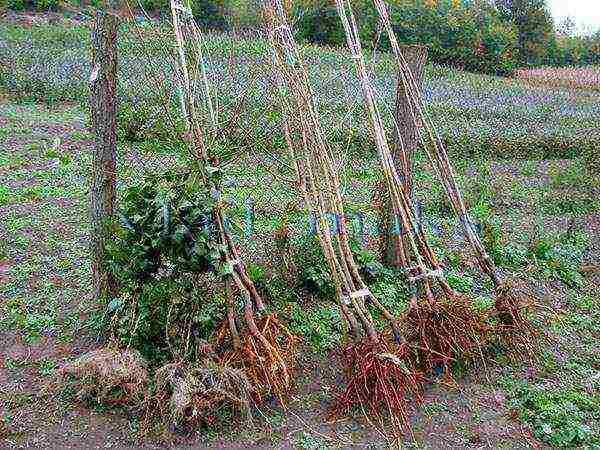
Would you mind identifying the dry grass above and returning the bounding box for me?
[153,361,253,428]
[514,67,600,91]
[60,348,149,407]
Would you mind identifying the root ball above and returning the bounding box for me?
[153,361,252,427]
[60,348,149,407]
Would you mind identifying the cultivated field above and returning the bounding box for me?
[1,13,599,449]
[515,66,600,91]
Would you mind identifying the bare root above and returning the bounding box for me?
[406,295,491,377]
[60,348,149,407]
[334,338,423,435]
[219,313,297,405]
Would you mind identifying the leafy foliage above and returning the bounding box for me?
[109,171,223,280]
[494,0,557,66]
[105,170,230,364]
[553,32,600,67]
[294,0,519,75]
[511,383,600,447]
[2,0,59,10]
[292,234,336,300]
[286,302,342,354]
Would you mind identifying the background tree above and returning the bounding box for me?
[493,0,557,66]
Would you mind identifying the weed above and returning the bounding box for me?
[0,185,11,206]
[510,383,599,448]
[291,235,335,300]
[446,271,475,294]
[529,231,588,288]
[520,160,537,177]
[422,401,446,417]
[296,432,327,449]
[38,358,58,376]
[287,303,341,354]
[549,161,587,188]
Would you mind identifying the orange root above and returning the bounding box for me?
[219,313,297,405]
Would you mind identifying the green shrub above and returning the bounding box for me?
[105,170,234,364]
[3,0,59,10]
[293,0,355,47]
[193,0,229,30]
[446,272,475,293]
[494,0,557,67]
[583,147,599,179]
[226,0,262,29]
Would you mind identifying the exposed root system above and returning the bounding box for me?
[335,339,423,434]
[494,282,533,328]
[406,296,491,377]
[494,282,539,357]
[219,313,297,404]
[60,348,149,407]
[153,361,252,428]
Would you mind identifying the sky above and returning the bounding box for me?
[547,0,600,35]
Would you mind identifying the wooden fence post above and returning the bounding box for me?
[89,10,120,301]
[379,44,428,267]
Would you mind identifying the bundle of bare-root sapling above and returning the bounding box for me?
[264,0,423,434]
[168,0,296,405]
[334,0,492,378]
[371,0,537,350]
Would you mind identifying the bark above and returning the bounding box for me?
[379,44,428,267]
[89,11,120,301]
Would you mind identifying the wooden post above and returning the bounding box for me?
[379,44,428,267]
[393,44,428,197]
[89,10,120,301]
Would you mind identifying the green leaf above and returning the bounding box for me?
[107,297,123,312]
[119,213,137,233]
[162,201,171,232]
[219,261,234,276]
[206,166,221,175]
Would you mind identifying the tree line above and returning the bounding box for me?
[4,0,599,75]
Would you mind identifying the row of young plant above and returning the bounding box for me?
[100,171,589,357]
[68,149,589,433]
